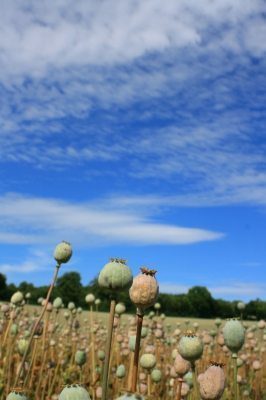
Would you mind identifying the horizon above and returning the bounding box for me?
[0,1,265,302]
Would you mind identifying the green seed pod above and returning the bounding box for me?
[54,241,72,265]
[141,327,148,338]
[129,335,137,352]
[95,298,101,306]
[53,297,63,309]
[98,258,133,290]
[223,320,245,353]
[6,391,29,400]
[151,369,162,383]
[59,384,91,400]
[184,371,193,388]
[97,350,105,361]
[85,294,95,304]
[10,323,18,336]
[17,339,29,356]
[11,291,24,305]
[154,303,161,310]
[140,353,156,370]
[115,303,126,315]
[116,364,126,378]
[75,350,86,366]
[214,318,222,328]
[25,292,31,300]
[178,333,203,362]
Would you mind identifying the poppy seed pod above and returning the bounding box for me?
[85,294,95,304]
[223,319,245,353]
[17,339,29,356]
[237,302,245,311]
[116,364,126,378]
[98,258,133,290]
[140,353,156,370]
[129,267,159,313]
[6,391,29,400]
[215,318,222,328]
[178,333,203,362]
[53,297,63,309]
[115,303,126,315]
[59,385,91,400]
[198,364,226,400]
[174,353,191,377]
[54,241,72,264]
[151,368,162,382]
[11,291,24,305]
[75,350,86,366]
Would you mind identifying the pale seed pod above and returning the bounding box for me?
[140,353,156,370]
[199,364,225,400]
[258,320,266,329]
[115,302,126,315]
[174,353,191,377]
[151,369,162,382]
[85,294,95,304]
[116,364,126,378]
[181,382,190,397]
[129,268,159,313]
[237,302,245,311]
[53,297,63,309]
[252,360,261,371]
[11,291,24,305]
[54,241,72,264]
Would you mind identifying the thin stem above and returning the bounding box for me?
[191,362,199,400]
[101,299,116,400]
[232,354,238,400]
[131,313,144,393]
[13,264,60,388]
[176,378,183,400]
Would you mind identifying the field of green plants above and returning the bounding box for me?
[0,242,265,400]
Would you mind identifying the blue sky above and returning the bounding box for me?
[0,1,265,301]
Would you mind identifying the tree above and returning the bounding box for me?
[187,286,215,318]
[0,273,8,301]
[55,272,83,306]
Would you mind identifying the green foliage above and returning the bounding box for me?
[1,271,265,319]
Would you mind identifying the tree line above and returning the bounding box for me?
[0,272,265,319]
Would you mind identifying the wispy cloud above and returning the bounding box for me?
[0,1,265,210]
[0,193,223,246]
[0,250,50,273]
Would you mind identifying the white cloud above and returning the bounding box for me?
[0,250,50,273]
[0,193,223,246]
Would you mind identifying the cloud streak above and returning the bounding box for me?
[0,193,223,246]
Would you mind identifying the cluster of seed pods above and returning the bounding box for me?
[0,243,265,400]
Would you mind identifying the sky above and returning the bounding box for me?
[0,0,265,302]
